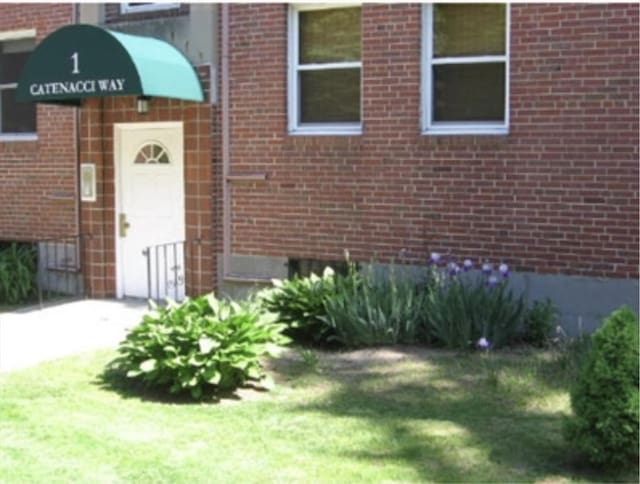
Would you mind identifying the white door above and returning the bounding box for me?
[115,122,185,300]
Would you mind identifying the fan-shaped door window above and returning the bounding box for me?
[134,142,171,164]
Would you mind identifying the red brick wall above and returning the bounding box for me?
[227,3,639,279]
[80,68,216,297]
[0,4,76,241]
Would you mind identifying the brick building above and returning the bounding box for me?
[0,4,76,240]
[1,3,638,332]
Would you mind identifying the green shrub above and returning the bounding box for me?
[523,298,558,347]
[321,263,426,347]
[108,294,290,399]
[0,242,37,305]
[564,305,639,467]
[260,268,336,344]
[424,269,525,349]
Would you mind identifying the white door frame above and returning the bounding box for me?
[114,121,184,299]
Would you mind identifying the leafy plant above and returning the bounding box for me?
[523,298,558,347]
[321,262,427,347]
[423,255,525,349]
[0,242,37,305]
[298,348,321,373]
[564,305,639,467]
[260,267,336,344]
[107,293,290,399]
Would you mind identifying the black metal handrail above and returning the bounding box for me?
[35,233,87,306]
[142,239,203,304]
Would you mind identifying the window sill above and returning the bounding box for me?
[120,3,180,14]
[423,125,509,136]
[0,133,37,142]
[289,125,362,137]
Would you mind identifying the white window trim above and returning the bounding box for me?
[288,4,362,136]
[0,29,36,42]
[120,3,180,14]
[0,30,37,141]
[0,133,37,142]
[421,4,510,136]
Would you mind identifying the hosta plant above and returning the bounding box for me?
[260,267,336,344]
[108,293,290,399]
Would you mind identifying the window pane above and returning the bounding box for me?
[433,63,505,122]
[434,4,505,57]
[299,8,361,64]
[2,38,35,54]
[0,38,35,83]
[0,51,30,84]
[152,144,163,158]
[1,88,36,133]
[134,151,146,163]
[300,68,360,123]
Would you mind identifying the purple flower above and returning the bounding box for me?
[477,337,491,350]
[499,263,509,278]
[429,252,441,265]
[463,259,473,271]
[482,262,493,275]
[487,275,499,288]
[448,262,460,276]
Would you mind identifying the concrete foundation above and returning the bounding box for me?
[218,254,639,336]
[216,254,287,300]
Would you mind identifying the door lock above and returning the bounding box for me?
[119,213,131,238]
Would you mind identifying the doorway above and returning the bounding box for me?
[114,122,185,299]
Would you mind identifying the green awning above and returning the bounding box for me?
[16,24,204,105]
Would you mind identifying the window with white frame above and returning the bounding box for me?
[0,37,36,137]
[422,4,509,135]
[120,3,180,14]
[288,5,362,135]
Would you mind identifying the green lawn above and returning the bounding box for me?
[0,347,636,483]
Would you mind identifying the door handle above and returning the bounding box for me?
[119,213,131,238]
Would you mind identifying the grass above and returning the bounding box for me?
[0,347,637,483]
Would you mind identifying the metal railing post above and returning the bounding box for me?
[36,241,43,309]
[77,235,82,298]
[173,243,178,300]
[143,247,151,302]
[141,239,193,305]
[32,234,85,307]
[65,239,71,296]
[155,245,160,303]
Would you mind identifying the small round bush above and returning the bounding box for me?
[564,305,639,467]
[108,294,290,400]
[522,298,558,347]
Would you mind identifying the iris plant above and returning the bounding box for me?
[428,252,510,288]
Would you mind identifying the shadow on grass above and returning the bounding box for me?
[95,366,269,405]
[286,348,638,482]
[93,346,322,405]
